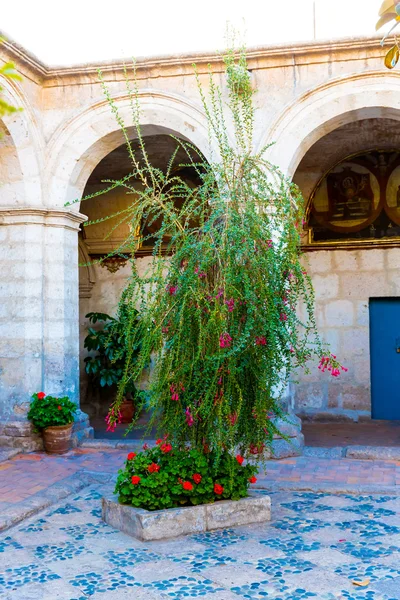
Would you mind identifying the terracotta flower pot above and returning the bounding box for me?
[120,398,135,424]
[43,423,73,454]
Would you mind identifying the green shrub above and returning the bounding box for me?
[27,392,77,430]
[115,440,258,510]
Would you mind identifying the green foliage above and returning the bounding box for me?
[27,393,77,430]
[76,46,342,461]
[84,307,141,392]
[115,442,257,510]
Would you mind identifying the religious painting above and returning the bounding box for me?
[312,162,380,233]
[307,151,400,245]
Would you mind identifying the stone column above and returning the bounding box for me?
[0,207,93,450]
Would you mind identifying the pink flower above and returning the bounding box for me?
[280,313,287,322]
[167,285,177,295]
[216,288,224,299]
[170,384,179,402]
[266,239,273,248]
[225,298,235,312]
[255,336,267,346]
[219,332,232,348]
[185,407,194,427]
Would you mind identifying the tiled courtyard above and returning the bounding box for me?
[1,484,400,599]
[0,449,399,598]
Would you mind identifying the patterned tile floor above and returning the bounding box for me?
[1,485,400,599]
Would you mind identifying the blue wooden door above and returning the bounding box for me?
[370,298,400,420]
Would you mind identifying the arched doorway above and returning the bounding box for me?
[292,116,400,426]
[78,132,206,436]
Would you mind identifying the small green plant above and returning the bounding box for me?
[115,440,258,510]
[84,308,140,392]
[27,392,77,430]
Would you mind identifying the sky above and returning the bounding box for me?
[1,0,384,66]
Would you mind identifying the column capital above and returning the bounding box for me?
[0,206,87,231]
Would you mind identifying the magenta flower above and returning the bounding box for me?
[225,298,235,312]
[216,288,224,299]
[219,332,232,348]
[185,407,194,427]
[255,336,267,346]
[167,285,177,295]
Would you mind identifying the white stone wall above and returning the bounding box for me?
[294,248,400,421]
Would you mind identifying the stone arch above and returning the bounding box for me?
[0,76,43,206]
[261,71,400,178]
[46,90,213,209]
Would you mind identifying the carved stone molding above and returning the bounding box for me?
[0,206,87,231]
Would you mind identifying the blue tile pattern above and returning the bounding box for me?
[46,503,82,516]
[281,500,333,513]
[168,549,237,572]
[334,518,400,538]
[60,521,113,540]
[334,563,400,583]
[344,495,398,504]
[231,581,316,599]
[191,529,248,547]
[0,564,60,590]
[0,536,23,552]
[330,540,400,559]
[246,556,316,577]
[69,568,137,596]
[1,486,400,600]
[341,503,396,518]
[19,518,48,533]
[145,576,225,597]
[260,536,322,553]
[273,516,331,534]
[34,541,89,562]
[103,548,160,567]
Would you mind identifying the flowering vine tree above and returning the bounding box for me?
[79,48,344,461]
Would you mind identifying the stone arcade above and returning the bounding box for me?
[1,34,399,450]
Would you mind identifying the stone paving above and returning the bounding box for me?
[1,484,400,599]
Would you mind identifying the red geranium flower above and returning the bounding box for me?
[156,439,163,445]
[182,481,193,491]
[131,476,141,485]
[214,483,224,495]
[249,476,257,484]
[148,462,160,473]
[193,473,202,484]
[57,405,62,410]
[160,443,172,453]
[37,392,46,400]
[127,452,136,461]
[236,455,244,466]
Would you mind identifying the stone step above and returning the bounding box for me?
[345,446,400,460]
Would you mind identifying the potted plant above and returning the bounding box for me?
[27,392,77,454]
[83,308,141,423]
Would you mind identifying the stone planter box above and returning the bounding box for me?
[102,492,271,541]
